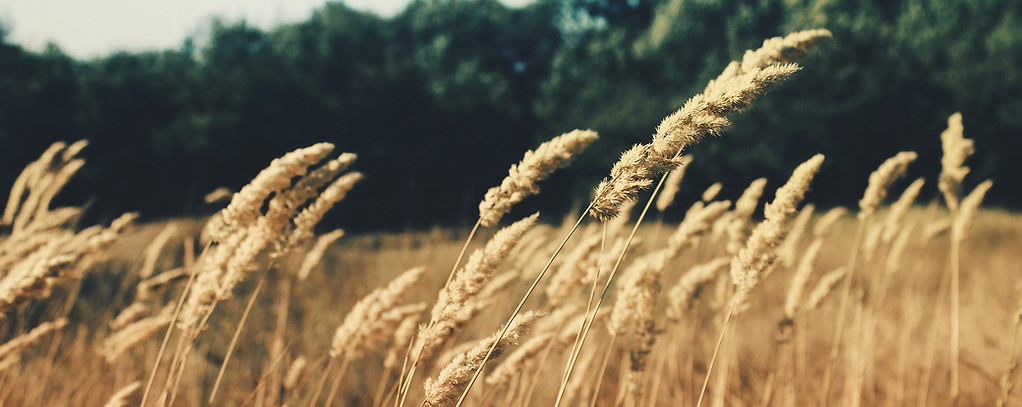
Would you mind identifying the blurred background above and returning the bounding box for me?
[0,0,1018,231]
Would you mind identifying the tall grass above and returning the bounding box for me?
[0,29,1018,407]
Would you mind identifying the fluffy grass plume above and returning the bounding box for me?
[701,182,723,202]
[0,318,67,365]
[479,129,598,227]
[417,213,539,360]
[204,143,336,242]
[881,178,925,242]
[952,180,993,243]
[297,228,345,281]
[813,207,847,238]
[101,306,174,363]
[784,239,825,319]
[486,332,554,386]
[329,267,426,359]
[180,144,359,329]
[805,267,848,311]
[102,381,141,407]
[858,151,917,220]
[591,29,829,221]
[731,154,824,298]
[422,311,541,407]
[655,155,692,212]
[727,177,768,254]
[939,113,973,211]
[777,203,815,269]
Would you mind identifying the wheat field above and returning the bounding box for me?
[0,29,1019,407]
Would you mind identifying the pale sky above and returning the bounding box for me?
[0,0,535,59]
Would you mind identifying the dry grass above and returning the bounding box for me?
[0,29,1019,407]
[1,205,1019,406]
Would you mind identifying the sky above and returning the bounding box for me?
[0,0,535,59]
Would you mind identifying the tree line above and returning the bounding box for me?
[1,0,1018,230]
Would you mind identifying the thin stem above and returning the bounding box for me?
[554,224,608,406]
[950,220,961,406]
[645,330,671,407]
[209,275,266,404]
[140,242,206,407]
[379,375,403,407]
[590,333,618,407]
[310,357,339,406]
[820,219,868,406]
[695,294,739,407]
[555,168,671,407]
[451,197,601,407]
[446,219,482,288]
[373,364,396,407]
[916,260,952,407]
[395,219,481,406]
[324,357,352,407]
[237,344,291,407]
[998,308,1022,407]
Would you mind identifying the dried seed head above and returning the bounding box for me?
[479,129,598,227]
[727,178,768,254]
[731,155,824,295]
[655,155,692,212]
[952,180,993,243]
[939,113,974,211]
[859,151,917,220]
[423,312,541,407]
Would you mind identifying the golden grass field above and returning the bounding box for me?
[0,29,1019,407]
[2,207,1020,406]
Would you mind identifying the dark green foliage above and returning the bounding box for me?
[0,0,1018,230]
